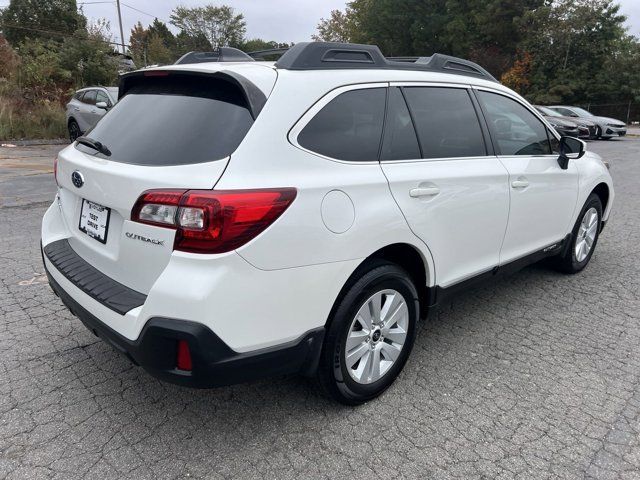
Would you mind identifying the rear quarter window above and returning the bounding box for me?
[297,88,386,162]
[79,74,254,166]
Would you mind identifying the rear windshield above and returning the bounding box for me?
[78,74,254,166]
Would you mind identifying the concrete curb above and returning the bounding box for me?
[1,139,70,147]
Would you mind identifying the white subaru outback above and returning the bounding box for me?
[42,42,614,405]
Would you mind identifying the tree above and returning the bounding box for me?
[0,0,86,45]
[128,22,148,67]
[129,19,177,66]
[239,38,291,52]
[0,34,20,79]
[313,10,355,42]
[170,5,246,49]
[518,0,630,104]
[58,19,119,88]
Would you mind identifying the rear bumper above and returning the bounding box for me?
[44,262,325,388]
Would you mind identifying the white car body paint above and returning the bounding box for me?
[43,58,614,358]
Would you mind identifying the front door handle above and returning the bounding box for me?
[511,179,529,189]
[409,187,440,198]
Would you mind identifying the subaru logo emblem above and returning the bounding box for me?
[71,170,84,188]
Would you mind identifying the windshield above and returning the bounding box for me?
[571,107,593,117]
[537,106,561,117]
[78,75,254,166]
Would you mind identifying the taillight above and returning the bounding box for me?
[131,188,297,254]
[53,157,58,185]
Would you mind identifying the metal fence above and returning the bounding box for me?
[583,102,640,124]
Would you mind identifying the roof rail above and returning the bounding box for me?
[275,42,497,82]
[174,48,254,65]
[247,48,290,60]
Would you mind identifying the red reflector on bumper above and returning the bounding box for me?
[176,340,192,371]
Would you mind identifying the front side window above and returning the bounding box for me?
[297,88,386,162]
[478,91,552,156]
[403,87,486,159]
[96,90,110,106]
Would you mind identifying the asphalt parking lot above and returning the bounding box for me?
[1,138,639,479]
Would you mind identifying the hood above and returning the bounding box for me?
[595,116,626,126]
[545,117,578,128]
[569,117,597,127]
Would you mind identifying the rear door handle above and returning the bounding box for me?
[511,179,529,189]
[409,187,440,198]
[73,107,80,111]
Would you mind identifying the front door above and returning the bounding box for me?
[475,89,579,264]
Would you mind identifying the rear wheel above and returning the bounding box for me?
[317,260,419,405]
[68,120,81,141]
[552,193,603,273]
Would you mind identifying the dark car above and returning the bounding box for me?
[535,106,597,139]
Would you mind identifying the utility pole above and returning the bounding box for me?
[116,0,125,54]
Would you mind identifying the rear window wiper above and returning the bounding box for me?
[76,136,111,157]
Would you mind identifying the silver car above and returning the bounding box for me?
[548,105,626,139]
[66,87,119,141]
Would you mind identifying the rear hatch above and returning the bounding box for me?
[54,66,276,294]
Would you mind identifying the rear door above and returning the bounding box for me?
[381,85,510,288]
[475,89,578,263]
[54,70,275,293]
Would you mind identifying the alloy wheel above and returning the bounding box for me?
[575,207,598,262]
[344,289,409,385]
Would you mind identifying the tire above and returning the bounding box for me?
[68,120,81,141]
[552,193,603,274]
[595,125,607,140]
[317,260,419,405]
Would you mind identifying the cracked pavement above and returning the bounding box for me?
[1,139,639,479]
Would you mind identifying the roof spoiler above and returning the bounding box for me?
[118,69,267,119]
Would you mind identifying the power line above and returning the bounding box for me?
[0,22,129,47]
[121,2,169,23]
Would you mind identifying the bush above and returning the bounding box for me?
[0,82,67,140]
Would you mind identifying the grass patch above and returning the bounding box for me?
[0,96,67,141]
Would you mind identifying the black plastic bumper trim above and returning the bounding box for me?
[43,239,146,315]
[44,265,325,388]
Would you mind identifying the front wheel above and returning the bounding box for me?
[552,193,603,273]
[317,260,419,405]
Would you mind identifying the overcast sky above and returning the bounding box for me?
[77,0,640,47]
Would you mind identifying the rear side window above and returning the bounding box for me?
[298,88,386,162]
[478,91,551,156]
[80,75,254,165]
[82,90,96,105]
[381,87,421,161]
[403,87,486,159]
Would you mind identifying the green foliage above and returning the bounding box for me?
[240,39,291,52]
[129,19,178,66]
[170,5,246,49]
[0,0,86,45]
[312,10,356,42]
[0,0,120,138]
[320,0,639,105]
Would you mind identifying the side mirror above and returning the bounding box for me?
[96,101,109,110]
[558,136,586,169]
